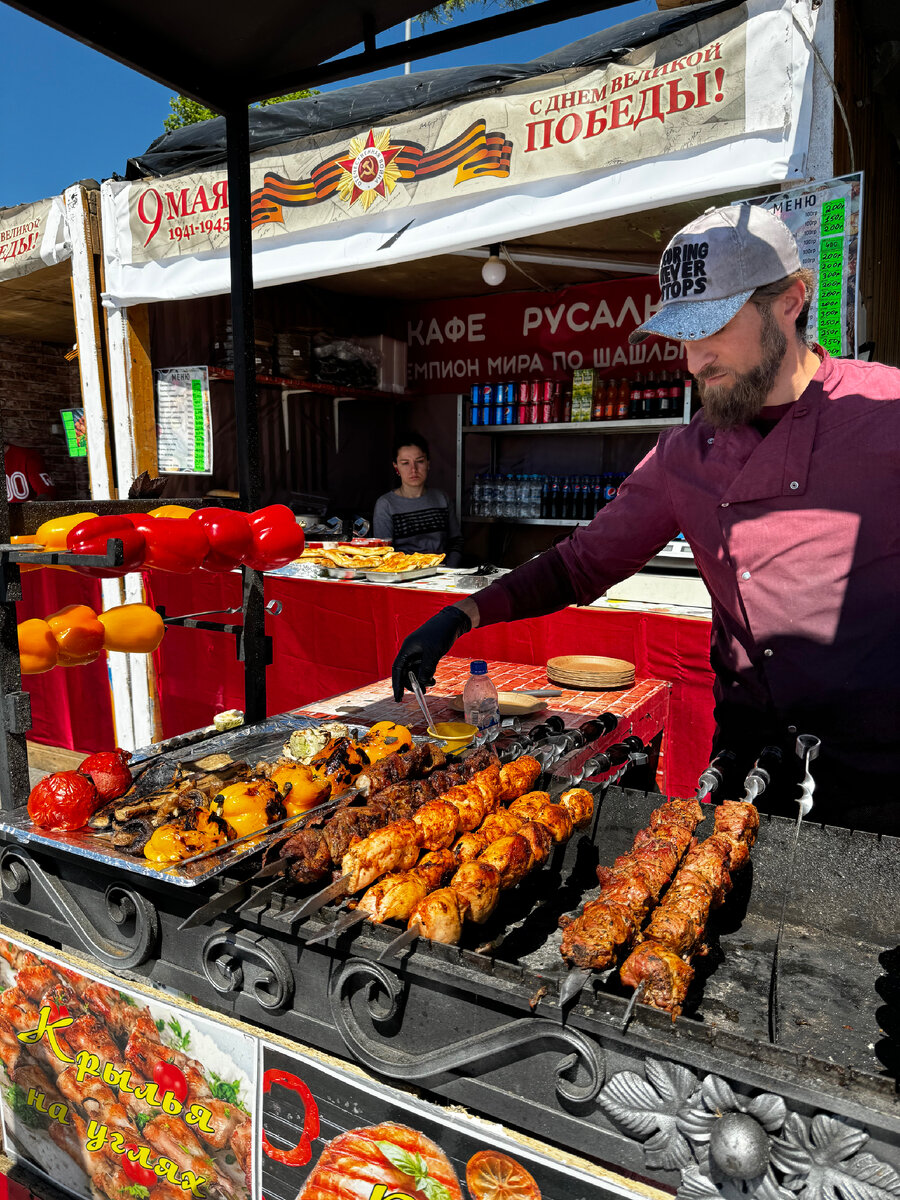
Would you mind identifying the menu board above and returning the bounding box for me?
[156,365,214,474]
[0,933,257,1200]
[740,172,862,357]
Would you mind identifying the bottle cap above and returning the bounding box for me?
[470,660,488,675]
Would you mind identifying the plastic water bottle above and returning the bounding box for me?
[463,660,500,735]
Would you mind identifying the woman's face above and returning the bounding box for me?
[394,444,429,489]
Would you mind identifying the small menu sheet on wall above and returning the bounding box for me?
[156,365,214,474]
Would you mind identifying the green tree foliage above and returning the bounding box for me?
[420,0,533,23]
[163,90,317,133]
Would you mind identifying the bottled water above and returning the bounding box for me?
[463,660,500,734]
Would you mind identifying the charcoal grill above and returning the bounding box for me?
[1,771,897,1192]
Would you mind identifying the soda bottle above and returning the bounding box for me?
[572,477,583,520]
[616,379,630,420]
[591,380,606,422]
[550,476,561,519]
[561,386,573,423]
[629,376,643,420]
[463,660,500,735]
[603,381,616,421]
[670,370,685,417]
[656,371,671,417]
[642,371,657,419]
[592,476,604,516]
[560,477,572,520]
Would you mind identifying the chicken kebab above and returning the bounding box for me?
[619,799,759,1017]
[559,797,705,971]
[400,785,595,947]
[0,942,251,1200]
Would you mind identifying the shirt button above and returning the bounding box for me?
[763,648,774,657]
[790,481,800,490]
[720,501,729,508]
[741,571,751,580]
[707,438,715,445]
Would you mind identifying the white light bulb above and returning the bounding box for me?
[481,254,507,286]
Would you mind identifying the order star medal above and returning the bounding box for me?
[337,128,402,210]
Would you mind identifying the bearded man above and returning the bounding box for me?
[392,205,900,833]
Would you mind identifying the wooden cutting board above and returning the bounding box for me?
[447,691,549,716]
[546,654,635,690]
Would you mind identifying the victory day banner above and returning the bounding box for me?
[0,197,69,283]
[0,934,257,1200]
[118,5,754,266]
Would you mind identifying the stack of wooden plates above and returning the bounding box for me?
[546,655,635,690]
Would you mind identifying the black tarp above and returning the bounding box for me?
[126,0,744,179]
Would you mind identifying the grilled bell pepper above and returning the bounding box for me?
[66,516,146,578]
[129,515,208,574]
[214,779,285,838]
[143,809,235,863]
[244,504,305,571]
[46,604,106,667]
[269,763,331,817]
[17,619,59,674]
[98,603,165,653]
[189,507,252,573]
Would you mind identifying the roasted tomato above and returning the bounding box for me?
[78,749,132,802]
[28,772,100,831]
[466,1151,541,1200]
[152,1060,188,1103]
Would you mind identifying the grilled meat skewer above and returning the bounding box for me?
[620,800,760,1017]
[406,787,595,946]
[559,797,705,971]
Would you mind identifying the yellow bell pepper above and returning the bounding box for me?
[270,763,331,817]
[215,779,284,838]
[34,512,97,549]
[99,603,165,653]
[148,505,195,519]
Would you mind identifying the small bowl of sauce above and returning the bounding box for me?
[427,722,477,753]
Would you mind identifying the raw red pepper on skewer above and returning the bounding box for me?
[189,507,252,572]
[243,504,304,571]
[66,516,146,578]
[128,515,209,574]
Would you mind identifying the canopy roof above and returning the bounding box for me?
[127,0,743,178]
[7,0,624,112]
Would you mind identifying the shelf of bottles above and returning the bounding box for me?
[463,418,682,434]
[467,473,624,524]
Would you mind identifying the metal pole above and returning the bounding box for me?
[225,107,267,723]
[404,18,411,74]
[0,443,31,811]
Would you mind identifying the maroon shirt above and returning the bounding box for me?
[474,352,900,826]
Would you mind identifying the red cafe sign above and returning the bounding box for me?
[403,276,687,393]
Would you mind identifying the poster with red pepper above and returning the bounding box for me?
[260,1044,619,1200]
[0,934,257,1200]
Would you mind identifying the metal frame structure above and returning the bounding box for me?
[0,0,628,812]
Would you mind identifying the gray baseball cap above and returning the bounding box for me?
[629,204,802,344]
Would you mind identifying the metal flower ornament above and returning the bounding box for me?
[598,1060,899,1200]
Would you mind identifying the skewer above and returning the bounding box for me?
[378,922,421,961]
[620,980,646,1031]
[279,873,352,923]
[303,908,368,946]
[233,869,292,914]
[558,966,592,1008]
[178,854,293,929]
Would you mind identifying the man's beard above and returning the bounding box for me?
[696,305,788,429]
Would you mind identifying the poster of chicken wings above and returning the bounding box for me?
[261,1045,617,1200]
[0,936,257,1200]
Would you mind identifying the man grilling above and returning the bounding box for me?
[392,205,900,835]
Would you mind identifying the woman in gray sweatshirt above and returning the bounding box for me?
[372,433,463,567]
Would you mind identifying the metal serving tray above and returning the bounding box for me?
[362,567,439,583]
[0,714,366,888]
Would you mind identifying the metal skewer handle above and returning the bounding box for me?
[695,748,737,801]
[795,733,820,817]
[740,744,783,804]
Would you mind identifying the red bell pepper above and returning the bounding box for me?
[66,517,146,578]
[129,515,209,573]
[244,505,305,571]
[189,507,252,573]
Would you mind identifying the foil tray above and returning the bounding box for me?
[362,567,438,583]
[0,714,369,888]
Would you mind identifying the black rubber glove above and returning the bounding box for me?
[392,605,472,702]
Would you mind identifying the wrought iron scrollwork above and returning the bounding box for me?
[331,957,605,1104]
[0,846,158,970]
[201,930,293,1011]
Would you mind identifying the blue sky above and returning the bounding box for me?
[0,1,654,208]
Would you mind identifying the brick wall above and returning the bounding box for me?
[0,335,90,499]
